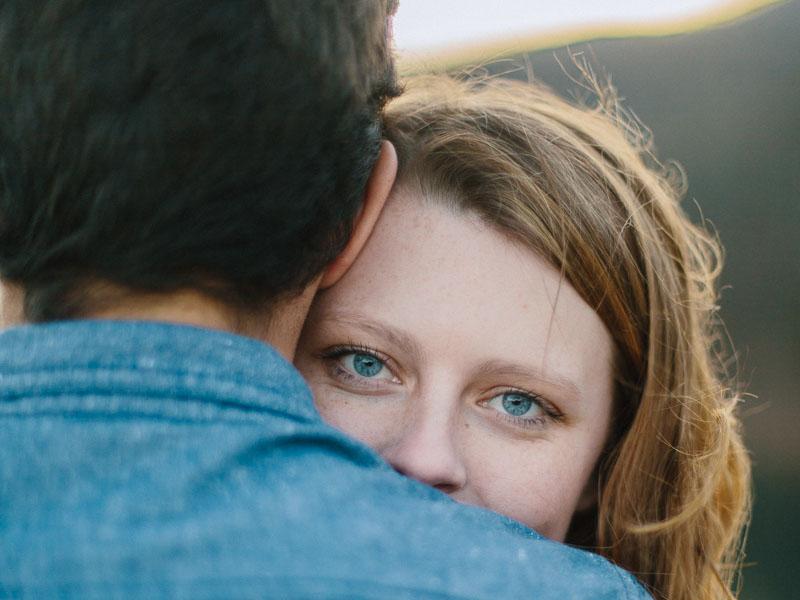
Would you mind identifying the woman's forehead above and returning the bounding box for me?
[311,195,614,401]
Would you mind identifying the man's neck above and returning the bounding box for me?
[0,281,24,329]
[0,280,320,362]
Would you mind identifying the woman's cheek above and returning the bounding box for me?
[312,386,394,449]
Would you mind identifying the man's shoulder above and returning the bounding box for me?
[0,321,650,599]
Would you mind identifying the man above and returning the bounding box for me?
[0,1,650,597]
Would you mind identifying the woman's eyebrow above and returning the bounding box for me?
[319,312,422,359]
[475,359,583,402]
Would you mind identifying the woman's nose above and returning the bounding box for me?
[380,413,467,494]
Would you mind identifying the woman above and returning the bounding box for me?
[294,75,751,600]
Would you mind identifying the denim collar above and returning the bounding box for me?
[0,319,319,422]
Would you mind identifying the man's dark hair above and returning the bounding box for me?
[0,0,400,321]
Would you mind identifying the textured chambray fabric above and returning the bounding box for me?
[0,320,651,599]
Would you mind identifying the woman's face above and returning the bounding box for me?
[295,190,615,541]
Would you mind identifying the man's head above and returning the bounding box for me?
[0,0,400,325]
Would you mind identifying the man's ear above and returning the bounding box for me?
[320,140,397,289]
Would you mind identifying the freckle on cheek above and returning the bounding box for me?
[464,423,470,429]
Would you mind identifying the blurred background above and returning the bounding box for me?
[395,1,799,598]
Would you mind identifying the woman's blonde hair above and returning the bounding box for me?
[383,74,751,600]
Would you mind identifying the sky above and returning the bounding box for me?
[393,0,778,62]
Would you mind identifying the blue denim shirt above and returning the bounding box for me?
[0,320,650,599]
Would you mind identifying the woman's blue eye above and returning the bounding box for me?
[352,353,384,377]
[322,347,400,386]
[502,393,533,416]
[334,351,397,381]
[486,391,544,420]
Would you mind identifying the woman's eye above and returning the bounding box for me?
[486,392,544,419]
[338,352,395,381]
